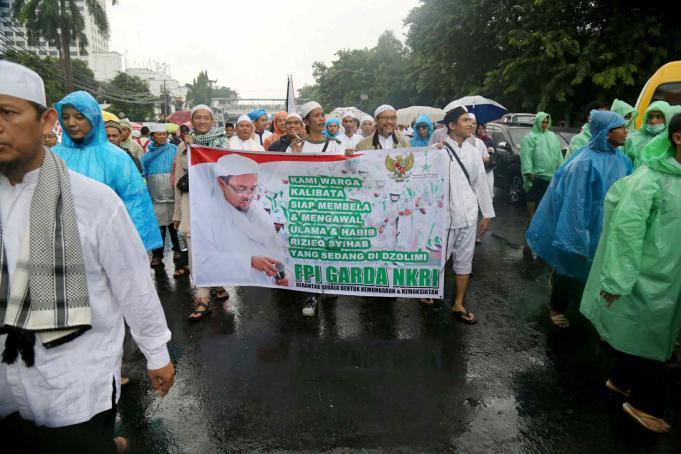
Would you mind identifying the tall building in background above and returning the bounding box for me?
[0,0,109,61]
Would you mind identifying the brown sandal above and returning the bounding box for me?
[173,266,190,278]
[188,302,211,321]
[622,402,671,433]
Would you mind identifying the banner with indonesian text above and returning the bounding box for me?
[189,146,449,298]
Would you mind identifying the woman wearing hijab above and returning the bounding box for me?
[53,91,162,252]
[264,111,287,150]
[173,105,230,319]
[323,117,342,140]
[409,114,433,147]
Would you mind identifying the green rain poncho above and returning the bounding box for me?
[623,100,670,166]
[580,142,681,362]
[566,122,590,159]
[520,112,564,191]
[610,98,638,132]
[637,105,681,166]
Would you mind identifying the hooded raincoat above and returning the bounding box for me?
[623,100,670,165]
[409,114,433,147]
[520,112,563,192]
[636,106,681,165]
[610,98,638,132]
[566,122,590,159]
[323,117,341,140]
[141,139,177,227]
[580,145,681,362]
[53,91,162,251]
[526,111,632,281]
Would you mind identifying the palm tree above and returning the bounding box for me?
[11,0,116,92]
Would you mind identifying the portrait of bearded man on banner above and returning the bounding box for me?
[195,153,290,287]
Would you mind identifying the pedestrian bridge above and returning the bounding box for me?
[211,98,286,124]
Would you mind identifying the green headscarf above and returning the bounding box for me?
[610,99,638,132]
[623,100,671,165]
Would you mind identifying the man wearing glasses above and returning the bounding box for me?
[195,154,289,287]
[357,105,411,150]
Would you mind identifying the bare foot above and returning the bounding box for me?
[114,436,129,454]
[549,311,570,328]
[420,298,434,305]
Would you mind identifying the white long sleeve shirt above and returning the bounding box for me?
[228,136,265,151]
[440,136,495,229]
[0,168,171,428]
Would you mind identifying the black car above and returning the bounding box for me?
[486,121,579,203]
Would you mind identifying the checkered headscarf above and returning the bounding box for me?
[0,150,91,367]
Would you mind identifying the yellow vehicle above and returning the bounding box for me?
[634,61,681,129]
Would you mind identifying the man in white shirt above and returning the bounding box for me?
[434,106,494,324]
[0,61,173,452]
[337,111,363,154]
[287,101,343,155]
[357,105,411,150]
[229,115,265,151]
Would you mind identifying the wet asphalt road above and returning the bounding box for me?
[117,199,681,453]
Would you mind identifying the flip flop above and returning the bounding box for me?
[622,402,671,434]
[173,267,190,278]
[214,289,229,301]
[605,379,631,398]
[549,312,570,328]
[453,310,477,325]
[188,302,211,321]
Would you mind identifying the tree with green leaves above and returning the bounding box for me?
[404,0,681,124]
[11,0,115,92]
[1,49,97,104]
[186,70,237,107]
[103,72,154,121]
[309,31,411,112]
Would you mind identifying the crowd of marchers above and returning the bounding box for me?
[0,59,680,453]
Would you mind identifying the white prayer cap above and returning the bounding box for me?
[300,101,322,119]
[236,115,252,125]
[149,123,167,133]
[132,130,141,138]
[191,104,213,117]
[285,113,303,123]
[215,153,260,178]
[342,110,357,120]
[374,104,396,118]
[0,60,47,107]
[360,114,374,124]
[469,113,476,121]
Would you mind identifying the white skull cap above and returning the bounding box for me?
[300,101,322,118]
[215,153,260,177]
[0,60,47,106]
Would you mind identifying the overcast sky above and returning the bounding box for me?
[107,0,420,98]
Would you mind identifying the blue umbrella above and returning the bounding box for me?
[443,95,507,125]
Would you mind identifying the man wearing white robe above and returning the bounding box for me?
[228,115,265,151]
[0,61,173,452]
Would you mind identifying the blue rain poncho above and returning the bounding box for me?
[323,117,341,139]
[53,91,162,251]
[409,114,433,147]
[526,111,633,281]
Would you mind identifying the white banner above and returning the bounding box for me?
[189,146,449,298]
